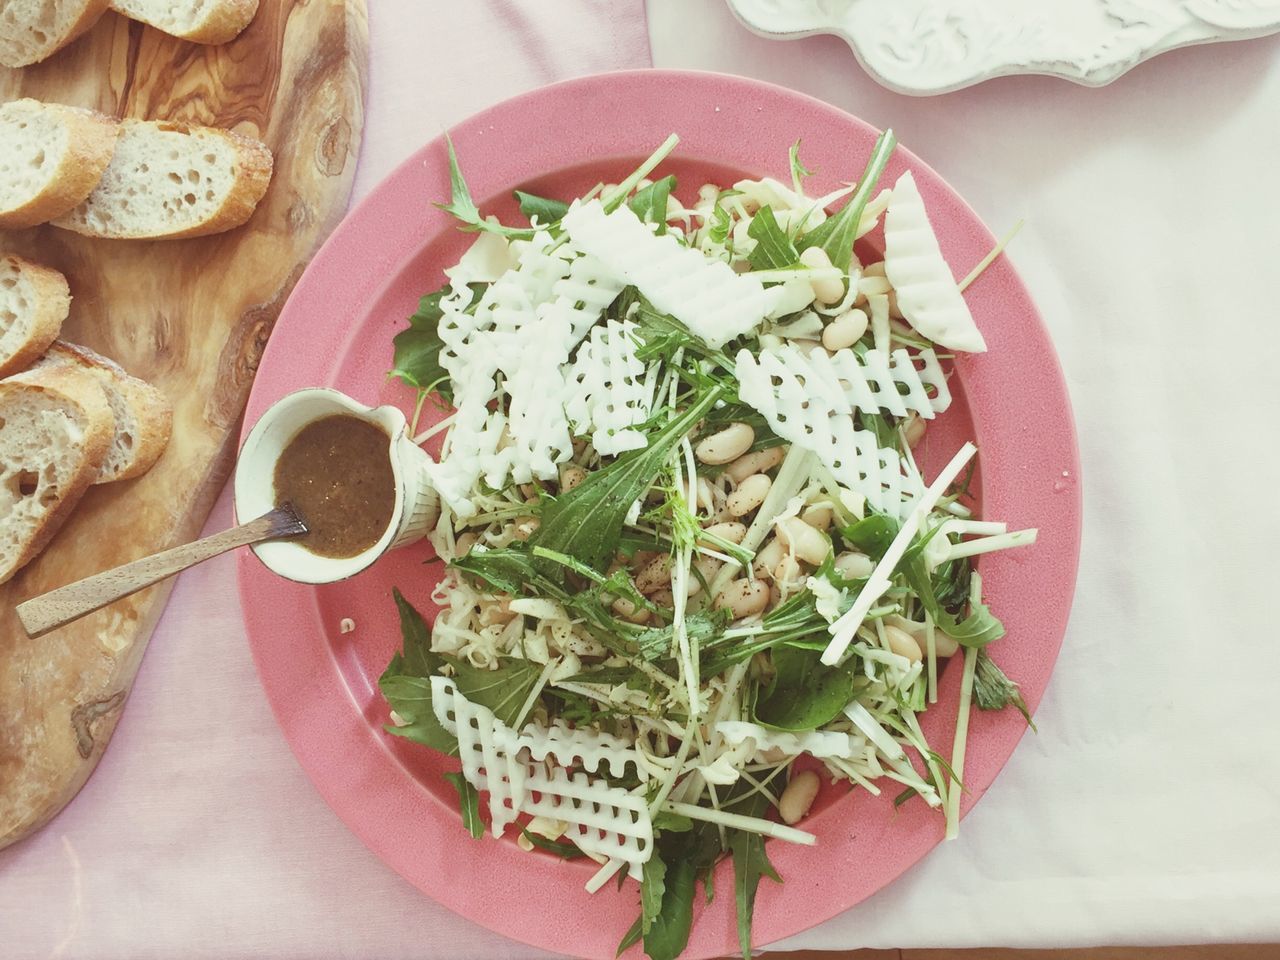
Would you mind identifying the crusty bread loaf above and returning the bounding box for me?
[52,118,273,240]
[0,256,70,379]
[34,341,172,482]
[109,0,258,44]
[0,99,120,230]
[0,0,111,68]
[0,365,113,584]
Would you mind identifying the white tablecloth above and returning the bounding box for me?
[5,1,1280,956]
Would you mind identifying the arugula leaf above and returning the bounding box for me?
[642,852,696,960]
[796,128,896,273]
[450,656,543,727]
[391,282,483,401]
[641,854,667,936]
[789,139,813,196]
[520,828,586,859]
[616,916,643,957]
[708,203,732,245]
[444,772,484,839]
[438,135,534,239]
[634,609,728,662]
[633,300,734,369]
[527,385,725,580]
[630,175,676,235]
[652,811,694,833]
[514,189,569,225]
[974,650,1035,728]
[899,550,1006,649]
[746,205,799,270]
[730,816,781,960]
[379,590,457,754]
[839,512,899,560]
[753,644,860,731]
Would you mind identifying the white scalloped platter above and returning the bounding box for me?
[726,0,1280,95]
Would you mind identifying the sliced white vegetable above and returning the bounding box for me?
[564,318,654,456]
[563,198,780,348]
[882,171,987,353]
[715,720,858,760]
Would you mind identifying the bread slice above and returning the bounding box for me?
[0,366,113,584]
[52,119,273,240]
[33,341,171,483]
[0,256,70,379]
[0,0,111,68]
[0,99,120,230]
[109,0,258,44]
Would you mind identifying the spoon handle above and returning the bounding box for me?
[16,505,306,639]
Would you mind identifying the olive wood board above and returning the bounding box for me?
[0,0,369,849]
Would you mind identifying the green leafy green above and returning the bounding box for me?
[746,205,799,270]
[789,139,813,195]
[444,772,484,839]
[527,385,725,580]
[642,851,696,960]
[652,811,694,833]
[616,916,643,957]
[754,644,860,731]
[796,128,896,273]
[899,550,1006,649]
[708,203,732,245]
[630,175,676,235]
[520,827,587,859]
[729,803,782,959]
[514,189,569,225]
[974,650,1035,728]
[634,609,728,662]
[378,589,456,754]
[840,512,899,559]
[438,135,534,239]
[641,855,666,936]
[451,656,543,727]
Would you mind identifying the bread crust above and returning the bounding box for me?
[0,0,112,67]
[50,119,274,240]
[109,0,259,43]
[0,100,120,230]
[0,366,114,584]
[39,341,173,481]
[0,256,70,379]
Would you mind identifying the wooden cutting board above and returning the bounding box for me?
[0,0,368,848]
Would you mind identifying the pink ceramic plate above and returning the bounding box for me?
[237,70,1081,959]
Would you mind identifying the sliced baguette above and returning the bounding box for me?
[0,365,113,584]
[109,0,258,44]
[0,256,70,379]
[0,99,120,230]
[0,0,111,68]
[33,341,172,483]
[52,119,273,240]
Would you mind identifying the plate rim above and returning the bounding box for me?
[236,67,1082,958]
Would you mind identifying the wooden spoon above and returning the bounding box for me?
[16,504,307,639]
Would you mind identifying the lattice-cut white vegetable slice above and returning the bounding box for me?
[716,720,858,760]
[563,198,780,349]
[503,314,576,485]
[519,719,649,780]
[824,346,951,419]
[432,677,655,877]
[522,762,653,879]
[432,676,527,837]
[424,376,506,517]
[539,251,629,346]
[882,171,987,353]
[735,345,924,517]
[564,318,653,456]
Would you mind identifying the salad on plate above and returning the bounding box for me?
[381,129,1037,959]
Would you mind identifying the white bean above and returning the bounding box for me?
[778,770,820,825]
[883,624,922,662]
[454,531,479,556]
[704,521,747,544]
[635,555,672,594]
[727,474,772,517]
[560,465,587,491]
[696,422,755,465]
[687,556,724,598]
[649,588,675,608]
[777,516,830,566]
[834,551,874,580]
[752,537,785,578]
[725,446,785,483]
[513,516,539,541]
[800,246,844,305]
[858,275,892,297]
[904,414,926,448]
[800,503,833,531]
[714,579,770,619]
[772,555,802,584]
[611,596,651,625]
[821,308,869,351]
